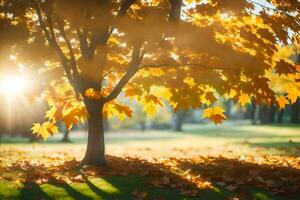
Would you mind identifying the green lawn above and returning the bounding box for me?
[2,175,297,200]
[0,123,300,200]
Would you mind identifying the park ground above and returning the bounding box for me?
[0,123,300,200]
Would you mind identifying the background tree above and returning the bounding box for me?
[1,0,300,166]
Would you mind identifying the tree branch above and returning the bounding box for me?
[169,0,182,22]
[32,1,72,79]
[118,0,136,16]
[57,19,79,77]
[103,42,143,103]
[103,71,113,78]
[31,1,54,48]
[32,0,80,98]
[140,63,238,72]
[88,30,110,58]
[45,12,74,81]
[76,27,90,58]
[247,0,298,17]
[88,0,136,58]
[247,0,278,12]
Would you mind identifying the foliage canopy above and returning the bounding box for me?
[0,0,299,139]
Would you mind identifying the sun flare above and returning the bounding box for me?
[0,76,29,96]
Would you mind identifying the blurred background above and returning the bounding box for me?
[0,52,299,158]
[0,89,299,159]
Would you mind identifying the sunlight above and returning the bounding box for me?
[219,12,233,20]
[0,76,29,96]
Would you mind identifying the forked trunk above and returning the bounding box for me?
[82,101,106,166]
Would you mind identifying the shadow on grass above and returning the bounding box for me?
[20,182,51,200]
[2,155,300,200]
[50,182,93,200]
[175,156,300,198]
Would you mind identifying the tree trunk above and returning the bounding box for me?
[139,121,146,131]
[259,104,270,124]
[174,110,186,132]
[62,129,71,143]
[277,109,284,123]
[29,133,40,142]
[269,104,276,123]
[250,99,257,125]
[103,118,110,131]
[82,101,106,166]
[175,120,182,132]
[290,99,300,123]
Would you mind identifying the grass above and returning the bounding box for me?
[1,176,299,200]
[0,122,300,200]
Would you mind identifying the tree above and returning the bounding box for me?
[173,109,187,132]
[62,128,71,143]
[1,0,300,166]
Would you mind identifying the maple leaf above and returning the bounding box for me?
[143,102,157,116]
[202,106,227,124]
[31,122,58,140]
[274,60,297,76]
[205,92,217,104]
[63,110,81,130]
[84,88,101,100]
[114,104,133,118]
[238,93,250,107]
[148,68,164,77]
[286,88,300,104]
[125,88,137,97]
[151,87,172,100]
[184,77,196,88]
[276,96,289,110]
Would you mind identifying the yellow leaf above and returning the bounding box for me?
[142,100,157,117]
[84,88,101,100]
[202,106,227,124]
[85,88,95,98]
[276,96,289,110]
[31,122,58,140]
[151,87,172,100]
[148,68,164,77]
[287,88,299,104]
[239,93,250,107]
[224,89,236,100]
[184,77,196,88]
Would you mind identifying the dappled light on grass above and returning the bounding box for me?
[0,147,300,199]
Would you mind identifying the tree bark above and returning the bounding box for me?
[259,104,270,124]
[250,98,257,125]
[174,110,186,132]
[269,104,276,123]
[61,129,71,143]
[82,101,106,166]
[277,109,284,123]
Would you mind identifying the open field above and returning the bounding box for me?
[2,123,300,158]
[0,123,300,200]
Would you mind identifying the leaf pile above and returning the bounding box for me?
[0,148,300,198]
